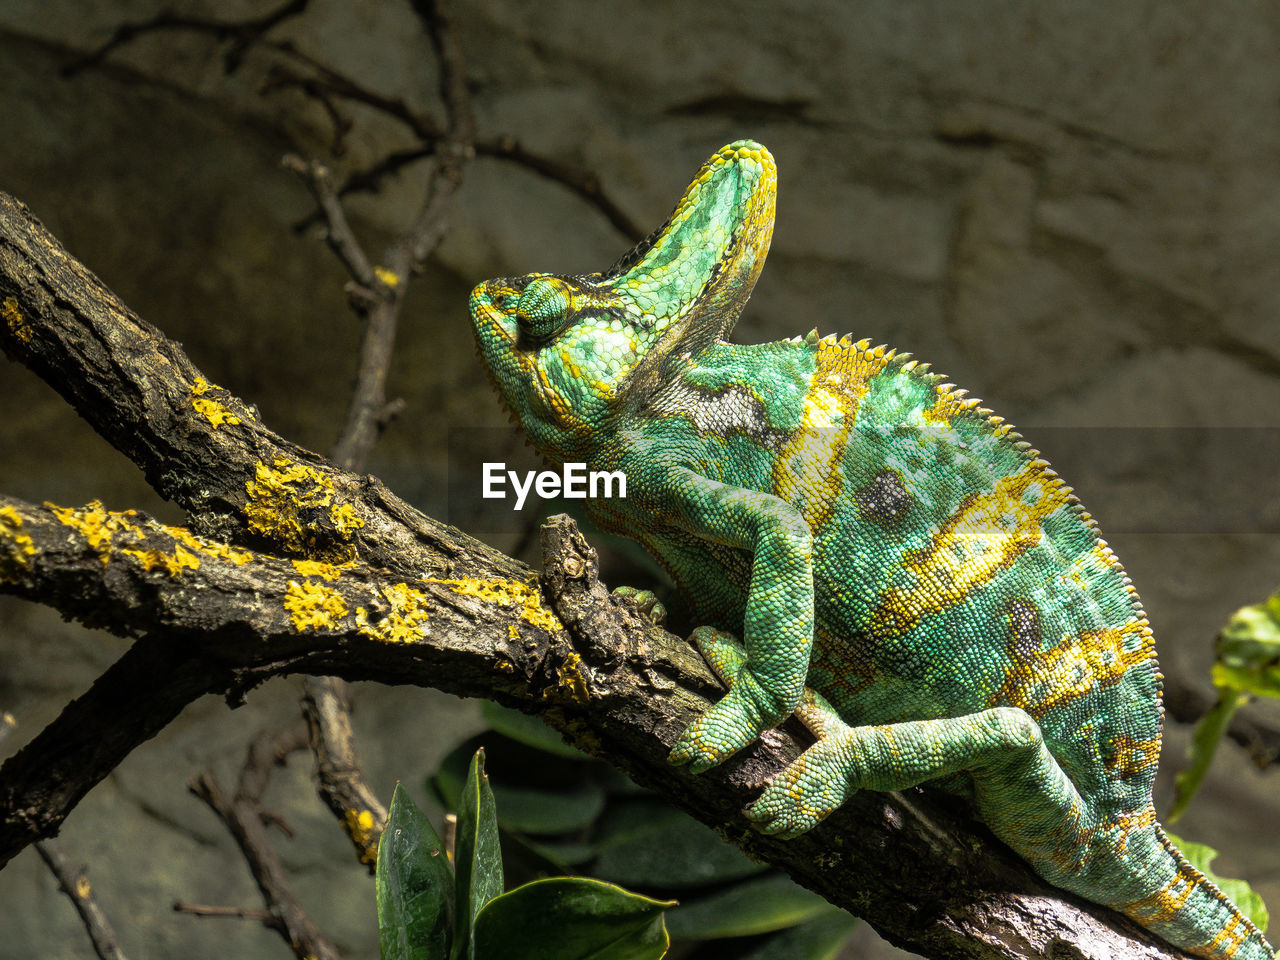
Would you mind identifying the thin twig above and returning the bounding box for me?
[189,769,341,960]
[281,155,375,288]
[173,902,277,924]
[302,678,388,870]
[36,840,130,960]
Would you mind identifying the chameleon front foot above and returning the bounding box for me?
[669,627,784,774]
[610,585,667,626]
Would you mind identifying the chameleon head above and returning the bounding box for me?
[469,140,777,460]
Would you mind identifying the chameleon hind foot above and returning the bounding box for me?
[669,627,789,775]
[610,586,667,626]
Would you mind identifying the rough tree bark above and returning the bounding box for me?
[0,189,1199,959]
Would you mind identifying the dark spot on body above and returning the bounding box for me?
[854,469,912,525]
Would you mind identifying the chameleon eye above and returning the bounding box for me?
[516,277,574,344]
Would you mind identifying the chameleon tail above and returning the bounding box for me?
[1105,823,1274,960]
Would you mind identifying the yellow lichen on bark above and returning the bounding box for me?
[426,577,562,633]
[355,582,431,643]
[285,580,350,631]
[243,458,364,561]
[291,558,354,581]
[190,376,246,429]
[342,808,380,866]
[2,297,30,345]
[45,500,253,577]
[0,505,37,581]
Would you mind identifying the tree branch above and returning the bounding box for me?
[36,839,130,960]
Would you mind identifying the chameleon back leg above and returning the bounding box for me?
[690,627,1275,960]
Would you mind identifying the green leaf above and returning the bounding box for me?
[377,783,455,960]
[1214,592,1280,698]
[665,874,833,940]
[591,798,765,888]
[735,909,859,960]
[1168,688,1244,823]
[451,749,505,960]
[481,701,591,760]
[473,877,672,960]
[1165,831,1270,932]
[431,734,606,836]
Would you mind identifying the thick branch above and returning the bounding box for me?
[0,494,1191,959]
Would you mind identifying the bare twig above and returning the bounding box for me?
[173,902,276,924]
[302,678,388,869]
[282,155,376,288]
[190,762,340,960]
[36,840,130,960]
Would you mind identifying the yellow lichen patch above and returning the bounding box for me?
[121,544,201,577]
[342,808,380,866]
[48,501,239,578]
[374,266,400,288]
[243,458,363,560]
[0,505,37,581]
[285,580,350,632]
[50,501,141,564]
[870,459,1072,637]
[291,558,353,581]
[190,376,246,429]
[426,577,563,633]
[356,582,432,643]
[74,875,91,899]
[555,651,590,702]
[2,297,30,345]
[773,337,893,529]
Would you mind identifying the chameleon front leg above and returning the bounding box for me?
[644,466,815,774]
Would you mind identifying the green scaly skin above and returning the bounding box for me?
[469,141,1274,959]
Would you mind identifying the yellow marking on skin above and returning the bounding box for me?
[0,505,37,581]
[871,459,1072,636]
[1208,914,1251,955]
[1104,734,1162,781]
[374,266,400,287]
[343,808,380,866]
[2,297,30,344]
[426,577,563,633]
[355,582,432,643]
[996,620,1154,720]
[190,376,245,429]
[773,338,893,528]
[1115,859,1202,926]
[285,580,350,631]
[244,459,363,561]
[292,558,353,581]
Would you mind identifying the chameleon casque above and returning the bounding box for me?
[469,140,1274,959]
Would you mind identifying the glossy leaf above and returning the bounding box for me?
[473,877,672,960]
[735,909,859,960]
[431,734,607,836]
[1165,832,1269,932]
[1214,591,1280,698]
[451,750,505,960]
[377,783,455,960]
[591,797,764,888]
[665,873,832,940]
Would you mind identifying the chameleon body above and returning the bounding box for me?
[469,141,1274,959]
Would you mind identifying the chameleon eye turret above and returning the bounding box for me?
[516,275,575,345]
[469,143,1273,960]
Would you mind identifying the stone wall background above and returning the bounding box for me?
[1,2,1279,958]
